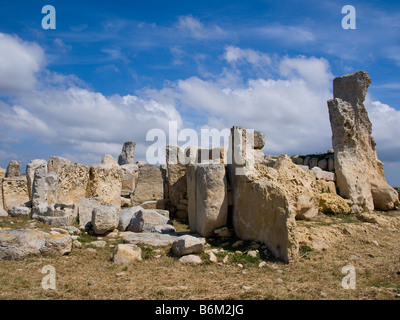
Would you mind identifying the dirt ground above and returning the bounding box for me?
[0,210,399,300]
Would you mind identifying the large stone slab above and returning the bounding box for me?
[327,71,399,210]
[48,156,89,205]
[86,155,122,208]
[78,198,101,227]
[0,229,72,260]
[2,177,29,211]
[91,205,119,235]
[131,165,164,206]
[31,164,58,207]
[6,160,21,178]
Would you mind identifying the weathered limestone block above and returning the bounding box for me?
[86,155,122,208]
[186,164,197,232]
[48,156,89,205]
[118,141,136,165]
[112,244,142,263]
[8,205,31,217]
[32,203,77,225]
[172,235,203,256]
[230,126,299,263]
[318,159,328,171]
[6,160,21,178]
[319,193,351,215]
[316,180,337,195]
[0,229,72,260]
[254,131,265,150]
[91,205,119,235]
[31,164,58,207]
[121,164,138,193]
[165,146,187,216]
[274,154,320,220]
[26,159,47,200]
[327,71,399,210]
[309,158,318,169]
[131,165,164,206]
[0,167,5,180]
[78,198,101,227]
[2,177,29,211]
[311,167,336,182]
[233,179,298,264]
[118,206,143,231]
[195,163,228,237]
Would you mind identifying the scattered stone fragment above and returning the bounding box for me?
[209,251,218,263]
[112,244,142,264]
[172,235,203,256]
[247,250,258,258]
[179,255,202,265]
[91,241,106,248]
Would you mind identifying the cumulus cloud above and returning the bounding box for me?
[0,33,45,93]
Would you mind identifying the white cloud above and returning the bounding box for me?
[175,15,226,40]
[224,46,271,68]
[254,25,315,43]
[0,33,45,93]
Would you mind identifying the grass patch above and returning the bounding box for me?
[299,245,314,259]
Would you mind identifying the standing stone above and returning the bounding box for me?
[86,155,122,208]
[186,164,198,232]
[165,146,187,217]
[91,205,119,235]
[6,160,21,178]
[31,164,59,207]
[0,167,5,180]
[2,177,29,211]
[309,158,318,169]
[0,229,72,260]
[118,141,136,165]
[26,159,47,200]
[318,159,328,171]
[32,203,77,225]
[195,163,228,237]
[48,156,89,205]
[78,198,101,228]
[327,71,399,210]
[327,156,335,172]
[131,165,164,206]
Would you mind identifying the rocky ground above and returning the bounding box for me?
[0,210,399,300]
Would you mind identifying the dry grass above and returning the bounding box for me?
[0,210,399,300]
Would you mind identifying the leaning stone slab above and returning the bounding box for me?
[112,244,142,264]
[0,229,72,260]
[118,142,136,166]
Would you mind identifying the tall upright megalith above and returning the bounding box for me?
[327,71,399,211]
[118,141,136,165]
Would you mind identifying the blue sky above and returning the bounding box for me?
[1,0,400,185]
